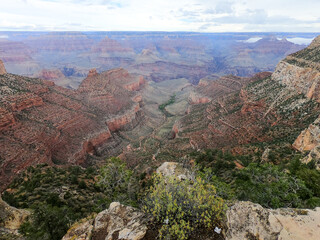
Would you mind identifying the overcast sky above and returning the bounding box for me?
[0,0,319,32]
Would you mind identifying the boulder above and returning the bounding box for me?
[63,202,148,240]
[226,201,320,240]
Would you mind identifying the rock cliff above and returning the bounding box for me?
[272,36,320,167]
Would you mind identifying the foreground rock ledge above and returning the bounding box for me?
[62,202,148,240]
[226,201,320,240]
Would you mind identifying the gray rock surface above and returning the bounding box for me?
[226,201,320,240]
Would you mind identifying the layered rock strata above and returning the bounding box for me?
[0,68,145,190]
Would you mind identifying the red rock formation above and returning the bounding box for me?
[106,103,142,132]
[0,68,146,190]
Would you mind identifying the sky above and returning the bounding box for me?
[0,0,320,32]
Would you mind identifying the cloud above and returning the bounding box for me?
[0,0,319,32]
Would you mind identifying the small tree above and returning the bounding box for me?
[142,174,226,240]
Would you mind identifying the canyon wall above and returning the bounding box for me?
[0,68,146,190]
[272,36,320,167]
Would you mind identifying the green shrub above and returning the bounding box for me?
[97,157,139,206]
[142,174,226,240]
[235,163,311,208]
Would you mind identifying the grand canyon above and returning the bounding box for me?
[1,30,320,240]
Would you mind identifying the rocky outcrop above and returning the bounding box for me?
[106,103,143,132]
[293,118,320,168]
[272,36,320,102]
[226,201,320,240]
[272,61,320,101]
[63,202,148,240]
[0,60,6,74]
[0,196,30,236]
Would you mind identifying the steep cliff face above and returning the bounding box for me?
[272,36,320,101]
[272,36,320,167]
[0,69,146,190]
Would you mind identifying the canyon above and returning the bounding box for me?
[1,35,320,190]
[0,65,146,190]
[1,33,320,240]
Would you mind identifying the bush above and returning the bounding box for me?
[97,157,139,206]
[142,174,226,240]
[235,163,311,208]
